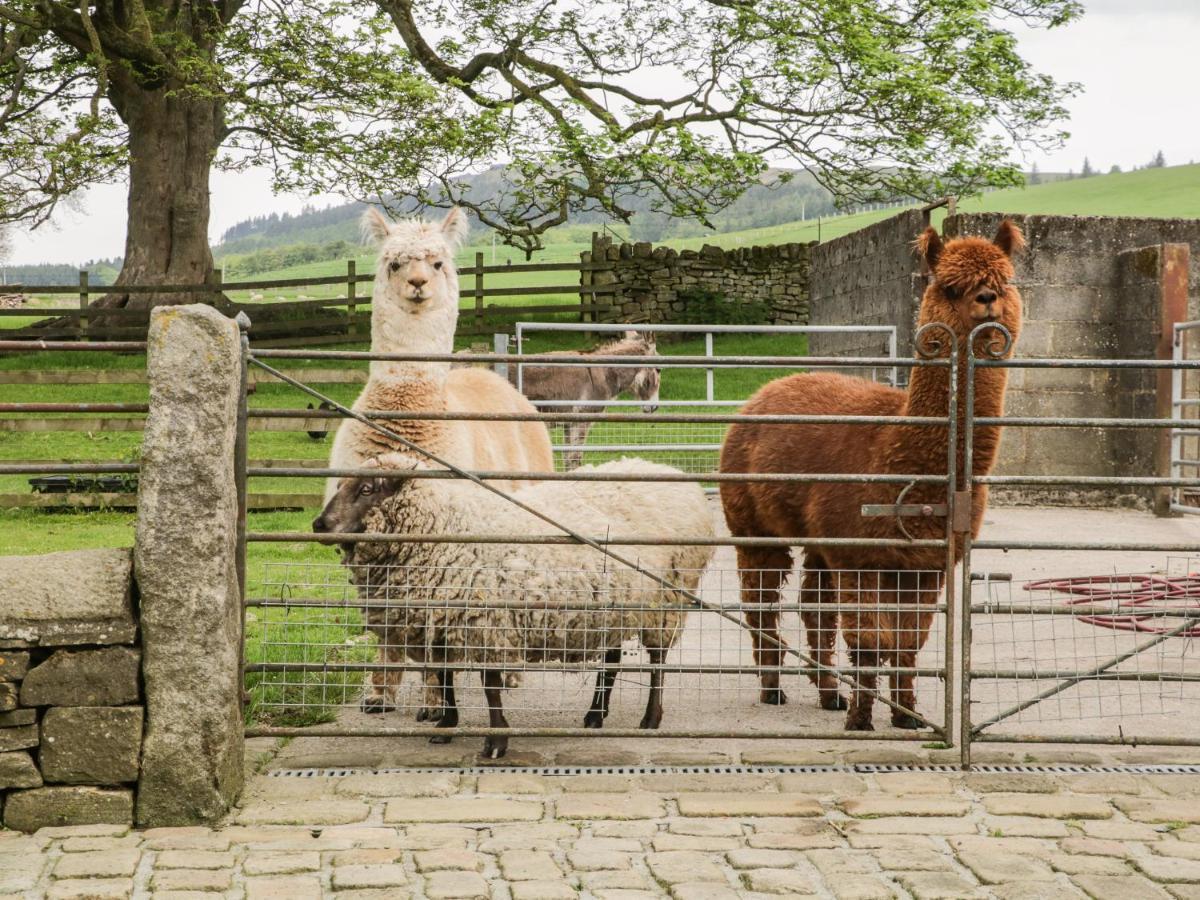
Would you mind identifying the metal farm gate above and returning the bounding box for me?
[230,320,1200,767]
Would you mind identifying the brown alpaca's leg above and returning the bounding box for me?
[889,574,938,730]
[736,546,793,706]
[845,645,880,731]
[800,558,846,711]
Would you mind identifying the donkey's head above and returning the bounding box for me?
[363,207,469,356]
[915,220,1025,343]
[619,330,660,413]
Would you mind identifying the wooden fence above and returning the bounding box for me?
[0,255,615,347]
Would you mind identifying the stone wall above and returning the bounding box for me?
[0,305,246,832]
[587,234,812,326]
[0,549,143,832]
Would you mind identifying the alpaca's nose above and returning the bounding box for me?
[408,275,427,289]
[976,290,997,305]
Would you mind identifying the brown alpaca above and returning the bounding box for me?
[719,221,1025,730]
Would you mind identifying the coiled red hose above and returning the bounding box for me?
[1024,574,1200,636]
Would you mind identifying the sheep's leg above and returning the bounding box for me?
[844,646,879,732]
[736,547,793,706]
[481,669,509,759]
[639,648,665,730]
[584,648,623,728]
[428,669,458,744]
[799,560,846,711]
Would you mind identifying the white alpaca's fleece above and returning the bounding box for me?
[341,455,714,680]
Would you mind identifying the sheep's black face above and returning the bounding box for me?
[313,475,403,556]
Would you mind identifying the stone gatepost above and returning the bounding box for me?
[134,304,245,826]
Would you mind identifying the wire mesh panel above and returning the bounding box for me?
[969,567,1200,742]
[245,561,947,738]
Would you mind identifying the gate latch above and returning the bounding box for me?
[860,503,946,518]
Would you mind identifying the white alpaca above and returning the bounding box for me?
[327,206,555,714]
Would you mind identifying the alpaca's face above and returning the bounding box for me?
[916,220,1025,339]
[368,209,466,314]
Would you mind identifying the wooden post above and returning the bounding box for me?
[78,270,88,342]
[346,259,357,340]
[580,248,594,341]
[474,252,485,330]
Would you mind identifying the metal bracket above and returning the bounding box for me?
[953,490,973,533]
[860,503,947,518]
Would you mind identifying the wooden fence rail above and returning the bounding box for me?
[1,258,615,346]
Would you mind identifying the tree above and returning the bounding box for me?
[1109,164,1122,174]
[1151,150,1167,168]
[1081,157,1094,177]
[2,0,1081,309]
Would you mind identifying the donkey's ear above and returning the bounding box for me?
[993,219,1026,257]
[361,207,392,245]
[440,207,470,249]
[914,227,942,270]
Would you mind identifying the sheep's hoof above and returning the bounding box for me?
[891,712,924,730]
[844,716,874,732]
[760,687,788,706]
[482,738,507,759]
[415,706,443,723]
[820,693,849,712]
[428,733,453,745]
[360,697,395,715]
[583,710,605,729]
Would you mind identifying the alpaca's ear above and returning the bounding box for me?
[915,227,942,270]
[361,207,392,245]
[439,206,470,249]
[993,219,1026,257]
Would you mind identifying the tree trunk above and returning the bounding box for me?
[90,83,227,314]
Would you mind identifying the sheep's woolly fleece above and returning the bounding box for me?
[343,455,715,670]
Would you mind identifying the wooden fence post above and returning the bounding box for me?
[346,259,357,340]
[580,247,594,341]
[78,270,89,342]
[474,252,485,330]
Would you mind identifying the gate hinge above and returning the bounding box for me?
[861,503,947,518]
[953,491,973,533]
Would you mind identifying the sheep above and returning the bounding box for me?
[313,453,715,758]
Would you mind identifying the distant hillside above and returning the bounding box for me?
[1,259,120,286]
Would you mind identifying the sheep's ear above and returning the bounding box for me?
[915,227,942,270]
[625,329,638,340]
[440,206,470,249]
[361,456,382,469]
[993,219,1026,257]
[361,207,392,245]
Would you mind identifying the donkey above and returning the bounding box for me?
[510,331,661,470]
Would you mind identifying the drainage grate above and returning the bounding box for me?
[266,763,1200,777]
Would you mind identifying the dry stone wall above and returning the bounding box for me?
[587,235,812,325]
[0,548,143,832]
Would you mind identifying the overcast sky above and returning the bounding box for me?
[8,0,1199,266]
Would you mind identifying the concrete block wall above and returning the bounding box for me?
[588,235,812,326]
[0,549,143,832]
[946,214,1200,506]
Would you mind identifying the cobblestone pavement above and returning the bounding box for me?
[8,752,1200,899]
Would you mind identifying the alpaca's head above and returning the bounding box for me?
[363,206,470,360]
[915,220,1025,343]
